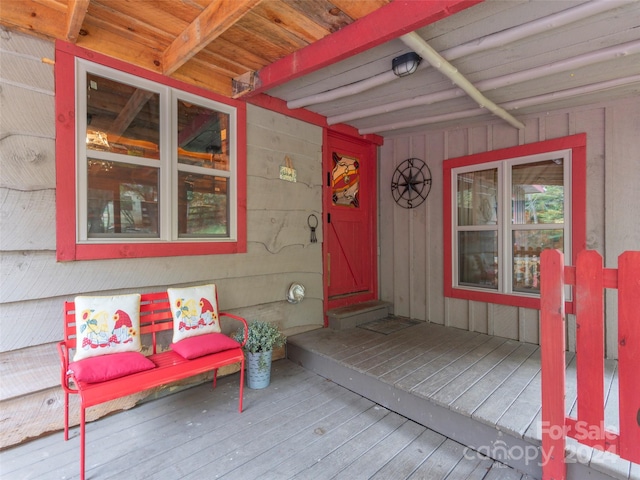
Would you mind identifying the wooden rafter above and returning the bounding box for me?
[162,0,263,76]
[109,89,155,140]
[65,0,90,43]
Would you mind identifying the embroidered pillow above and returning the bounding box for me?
[171,333,240,360]
[68,351,155,384]
[168,284,221,343]
[73,294,142,361]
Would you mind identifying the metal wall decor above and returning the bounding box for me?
[390,158,432,208]
[307,214,318,243]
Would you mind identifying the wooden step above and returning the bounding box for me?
[326,300,392,330]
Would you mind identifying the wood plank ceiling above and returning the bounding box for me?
[0,0,392,96]
[2,0,640,137]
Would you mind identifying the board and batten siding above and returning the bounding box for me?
[0,29,324,448]
[379,96,640,359]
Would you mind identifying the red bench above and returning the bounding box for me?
[57,291,248,480]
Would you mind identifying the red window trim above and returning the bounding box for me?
[443,134,587,313]
[55,41,247,261]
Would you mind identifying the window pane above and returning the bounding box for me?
[86,74,160,160]
[512,229,564,293]
[512,160,564,225]
[87,159,159,237]
[177,100,230,171]
[178,172,228,237]
[458,231,498,289]
[457,169,497,226]
[332,152,360,207]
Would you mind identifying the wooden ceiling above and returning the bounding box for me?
[0,0,391,97]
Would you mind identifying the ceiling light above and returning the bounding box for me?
[392,52,422,77]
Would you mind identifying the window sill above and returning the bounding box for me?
[445,286,575,314]
[57,240,246,262]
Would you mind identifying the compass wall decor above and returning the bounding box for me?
[390,158,432,208]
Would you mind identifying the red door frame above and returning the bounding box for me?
[323,129,379,323]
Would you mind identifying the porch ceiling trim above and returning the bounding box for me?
[247,0,483,97]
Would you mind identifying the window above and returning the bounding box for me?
[444,135,586,310]
[55,42,246,260]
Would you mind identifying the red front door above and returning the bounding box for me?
[324,131,378,314]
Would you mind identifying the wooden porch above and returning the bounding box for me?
[2,359,520,480]
[2,320,637,480]
[287,319,638,480]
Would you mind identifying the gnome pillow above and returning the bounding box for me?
[73,294,142,361]
[167,284,221,343]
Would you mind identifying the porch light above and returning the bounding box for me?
[392,52,422,77]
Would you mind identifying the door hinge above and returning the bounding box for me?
[327,213,331,223]
[327,172,331,187]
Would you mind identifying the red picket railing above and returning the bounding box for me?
[540,249,640,480]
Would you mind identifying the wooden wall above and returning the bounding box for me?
[379,95,640,359]
[0,29,324,447]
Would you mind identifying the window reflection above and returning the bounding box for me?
[178,172,228,237]
[177,101,229,171]
[458,231,498,289]
[87,160,159,237]
[86,74,160,160]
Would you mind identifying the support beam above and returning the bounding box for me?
[109,90,155,140]
[329,39,640,125]
[65,0,90,43]
[293,0,626,114]
[400,32,525,130]
[163,0,263,76]
[358,75,640,134]
[249,0,482,96]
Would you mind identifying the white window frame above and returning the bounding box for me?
[451,149,572,297]
[76,59,238,244]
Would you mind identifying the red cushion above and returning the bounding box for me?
[171,333,240,360]
[68,351,156,383]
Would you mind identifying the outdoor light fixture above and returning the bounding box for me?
[392,52,422,77]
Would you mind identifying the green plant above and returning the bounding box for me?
[233,320,286,354]
[233,320,286,372]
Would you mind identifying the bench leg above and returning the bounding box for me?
[63,391,69,441]
[212,368,218,389]
[80,406,86,480]
[238,357,245,412]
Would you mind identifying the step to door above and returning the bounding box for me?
[326,300,392,330]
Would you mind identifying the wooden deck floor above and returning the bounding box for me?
[1,359,526,480]
[287,320,638,480]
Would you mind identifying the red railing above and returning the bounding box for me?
[540,249,640,479]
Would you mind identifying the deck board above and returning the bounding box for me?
[1,359,516,480]
[449,343,537,416]
[369,427,447,479]
[4,320,631,480]
[287,321,632,480]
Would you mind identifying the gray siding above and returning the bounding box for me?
[379,97,640,358]
[0,29,324,447]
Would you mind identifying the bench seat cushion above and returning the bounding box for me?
[171,333,241,360]
[68,351,156,383]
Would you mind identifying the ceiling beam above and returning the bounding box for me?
[65,0,90,43]
[400,32,525,130]
[109,89,155,140]
[359,75,640,135]
[248,0,482,96]
[329,39,640,126]
[162,0,263,76]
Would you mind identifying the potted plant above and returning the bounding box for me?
[232,320,286,389]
